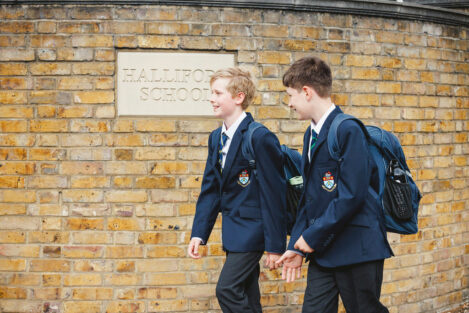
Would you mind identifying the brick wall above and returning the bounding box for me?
[0,4,468,313]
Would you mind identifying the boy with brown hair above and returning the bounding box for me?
[277,56,392,313]
[188,68,287,312]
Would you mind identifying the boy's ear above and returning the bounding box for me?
[234,92,246,105]
[303,86,315,101]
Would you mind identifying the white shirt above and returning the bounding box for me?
[309,104,336,161]
[220,111,247,168]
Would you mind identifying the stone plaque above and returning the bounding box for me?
[117,52,235,116]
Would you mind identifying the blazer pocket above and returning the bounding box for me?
[347,213,370,227]
[238,206,262,219]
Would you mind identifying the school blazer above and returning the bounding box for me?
[288,107,392,268]
[191,113,287,253]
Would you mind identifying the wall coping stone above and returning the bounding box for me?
[3,0,469,27]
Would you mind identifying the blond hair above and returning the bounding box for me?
[210,67,256,109]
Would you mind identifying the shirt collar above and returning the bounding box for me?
[222,111,247,139]
[311,104,336,136]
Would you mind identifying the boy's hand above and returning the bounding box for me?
[276,250,303,282]
[188,238,202,259]
[294,235,314,253]
[264,252,281,270]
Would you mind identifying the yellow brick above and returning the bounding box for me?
[30,120,67,133]
[72,35,113,47]
[0,77,29,89]
[105,190,147,203]
[73,62,114,75]
[147,246,185,258]
[106,246,144,258]
[71,176,109,188]
[150,162,189,175]
[72,231,112,244]
[116,261,135,272]
[105,301,145,313]
[63,246,103,258]
[0,231,26,243]
[257,80,285,92]
[62,190,103,202]
[64,301,101,313]
[66,218,104,230]
[0,287,27,299]
[257,107,290,119]
[0,162,35,175]
[393,121,416,133]
[72,287,113,300]
[258,51,291,64]
[146,273,187,286]
[105,161,146,175]
[106,134,145,146]
[61,162,103,175]
[2,190,35,203]
[149,299,188,312]
[30,287,63,300]
[112,21,144,33]
[0,63,27,75]
[113,176,133,188]
[135,177,176,189]
[64,273,102,286]
[351,94,379,106]
[74,91,114,104]
[30,260,71,272]
[377,82,401,94]
[0,91,27,104]
[30,63,71,75]
[105,273,142,286]
[138,232,178,244]
[252,25,288,37]
[29,231,69,243]
[137,287,178,299]
[107,218,142,231]
[138,35,180,48]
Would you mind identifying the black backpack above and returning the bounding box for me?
[241,122,303,235]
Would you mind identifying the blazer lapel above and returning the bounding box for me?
[309,106,343,165]
[301,126,311,175]
[211,127,222,182]
[221,113,253,186]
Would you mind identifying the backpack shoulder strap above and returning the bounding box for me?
[241,121,264,171]
[327,113,369,161]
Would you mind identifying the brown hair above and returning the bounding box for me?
[282,56,332,98]
[210,67,256,109]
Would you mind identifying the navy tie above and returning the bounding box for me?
[218,132,228,172]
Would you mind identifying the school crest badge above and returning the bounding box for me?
[322,171,336,191]
[238,169,250,187]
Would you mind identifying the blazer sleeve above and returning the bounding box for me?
[302,120,370,252]
[253,130,287,254]
[190,131,221,244]
[287,129,309,253]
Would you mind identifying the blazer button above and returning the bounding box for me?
[309,218,315,225]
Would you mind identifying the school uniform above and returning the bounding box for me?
[288,105,392,313]
[191,112,287,313]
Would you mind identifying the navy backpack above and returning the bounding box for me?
[328,114,422,235]
[241,122,303,235]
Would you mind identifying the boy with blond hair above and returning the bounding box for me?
[188,68,287,313]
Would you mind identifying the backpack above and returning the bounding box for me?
[241,122,303,235]
[327,113,422,235]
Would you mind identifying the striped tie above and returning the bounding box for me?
[218,132,228,173]
[309,130,318,162]
[310,130,318,151]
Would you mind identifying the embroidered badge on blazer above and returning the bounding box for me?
[238,169,250,187]
[322,171,337,191]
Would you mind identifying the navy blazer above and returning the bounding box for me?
[288,106,392,268]
[191,113,287,253]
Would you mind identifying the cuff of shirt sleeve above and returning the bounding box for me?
[192,237,205,245]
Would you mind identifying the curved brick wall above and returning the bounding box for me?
[0,4,467,313]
